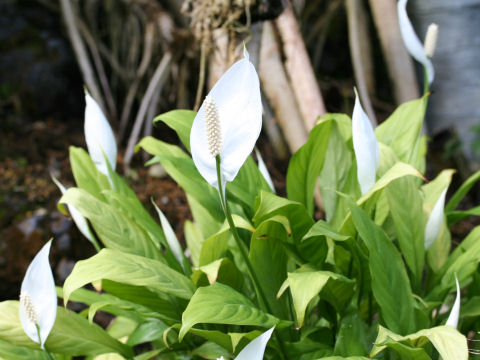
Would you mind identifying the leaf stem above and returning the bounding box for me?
[215,156,287,360]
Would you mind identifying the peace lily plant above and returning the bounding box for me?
[398,0,438,92]
[1,42,480,359]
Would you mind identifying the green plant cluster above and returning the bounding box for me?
[1,96,480,359]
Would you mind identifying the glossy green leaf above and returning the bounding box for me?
[153,110,196,151]
[386,177,425,288]
[445,169,480,211]
[137,137,224,222]
[179,283,280,340]
[192,258,244,292]
[350,204,416,334]
[249,220,289,319]
[333,310,369,357]
[319,121,352,222]
[127,319,169,346]
[0,339,49,360]
[371,325,468,360]
[63,249,195,305]
[375,95,428,164]
[253,191,314,243]
[59,188,163,260]
[287,120,333,216]
[69,146,110,199]
[285,271,354,327]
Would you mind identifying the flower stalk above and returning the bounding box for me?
[215,156,286,360]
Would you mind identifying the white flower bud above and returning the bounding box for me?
[424,23,439,58]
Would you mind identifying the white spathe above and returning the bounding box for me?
[424,187,447,249]
[19,240,57,349]
[352,92,380,195]
[190,51,262,190]
[234,327,274,360]
[446,276,461,328]
[84,91,117,177]
[397,0,435,84]
[51,175,95,245]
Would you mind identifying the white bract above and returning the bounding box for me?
[446,276,461,328]
[234,327,274,360]
[84,91,117,179]
[352,91,380,195]
[424,187,447,249]
[190,50,262,191]
[397,0,435,84]
[19,240,57,349]
[51,175,96,246]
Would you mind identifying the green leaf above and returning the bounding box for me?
[350,204,416,334]
[153,110,196,151]
[249,220,289,319]
[386,177,425,288]
[179,283,281,340]
[447,205,480,225]
[69,146,110,199]
[320,357,370,360]
[429,227,480,300]
[287,120,333,216]
[285,271,354,327]
[63,249,195,305]
[127,319,169,346]
[318,121,352,222]
[228,157,273,217]
[0,339,49,360]
[137,136,224,222]
[446,169,480,211]
[375,95,428,164]
[0,301,133,357]
[101,280,182,322]
[253,191,314,243]
[59,188,163,260]
[333,310,369,357]
[302,220,350,242]
[190,341,232,359]
[371,325,468,360]
[358,162,424,206]
[57,286,178,323]
[191,258,244,292]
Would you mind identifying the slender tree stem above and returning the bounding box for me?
[215,156,287,360]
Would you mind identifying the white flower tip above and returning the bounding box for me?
[243,44,249,60]
[234,327,275,360]
[424,187,448,249]
[446,275,461,328]
[84,89,117,176]
[352,89,379,195]
[424,23,439,58]
[204,95,222,157]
